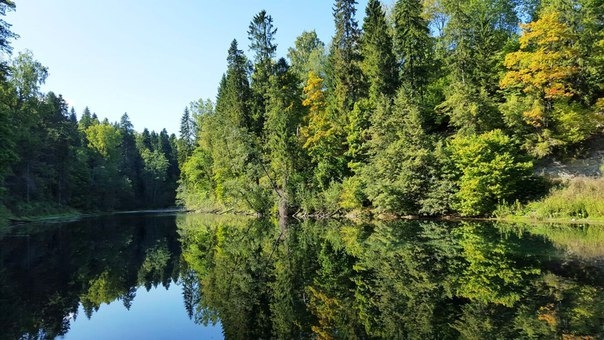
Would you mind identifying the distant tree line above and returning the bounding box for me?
[177,0,603,217]
[0,1,179,217]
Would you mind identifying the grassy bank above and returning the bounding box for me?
[496,177,604,223]
[1,201,84,226]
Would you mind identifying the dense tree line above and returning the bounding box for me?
[178,0,604,217]
[0,2,179,218]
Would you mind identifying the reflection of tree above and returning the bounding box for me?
[454,222,542,307]
[307,232,362,339]
[350,221,462,339]
[6,213,602,339]
[0,213,182,339]
[179,216,604,339]
[183,216,276,339]
[137,240,171,290]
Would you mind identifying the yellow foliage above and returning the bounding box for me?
[501,7,578,100]
[302,71,325,111]
[596,98,604,112]
[537,303,558,328]
[85,123,122,159]
[300,71,337,154]
[523,100,545,127]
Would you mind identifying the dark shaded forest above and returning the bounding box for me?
[0,3,179,221]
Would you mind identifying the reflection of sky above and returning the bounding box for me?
[61,282,223,340]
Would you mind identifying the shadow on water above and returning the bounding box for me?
[2,213,604,339]
[0,213,182,339]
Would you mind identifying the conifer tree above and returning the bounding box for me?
[248,10,277,136]
[362,90,433,214]
[393,0,432,97]
[329,0,364,113]
[118,113,142,207]
[0,0,16,77]
[177,107,195,167]
[361,0,398,101]
[264,58,305,216]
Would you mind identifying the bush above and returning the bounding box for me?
[449,130,534,216]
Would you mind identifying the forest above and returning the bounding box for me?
[0,1,179,221]
[1,0,603,223]
[177,0,603,218]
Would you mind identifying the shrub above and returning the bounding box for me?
[449,130,534,216]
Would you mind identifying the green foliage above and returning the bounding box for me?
[175,217,604,338]
[0,51,179,214]
[172,1,604,218]
[177,107,195,167]
[85,122,122,160]
[523,177,604,219]
[449,130,534,216]
[361,91,434,215]
[361,0,398,100]
[500,3,604,157]
[4,213,604,338]
[287,31,326,82]
[393,0,433,96]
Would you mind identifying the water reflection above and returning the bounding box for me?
[177,215,604,339]
[1,213,604,339]
[0,213,182,339]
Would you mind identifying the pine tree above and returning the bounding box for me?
[393,0,432,97]
[361,0,398,100]
[177,107,195,167]
[248,10,277,136]
[329,0,364,113]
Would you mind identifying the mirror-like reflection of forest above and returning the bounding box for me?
[2,213,604,339]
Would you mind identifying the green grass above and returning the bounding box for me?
[496,177,604,222]
[7,201,82,223]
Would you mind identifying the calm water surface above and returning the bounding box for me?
[1,213,603,339]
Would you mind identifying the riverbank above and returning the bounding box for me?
[1,207,187,231]
[495,176,604,224]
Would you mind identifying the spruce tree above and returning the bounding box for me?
[248,10,277,136]
[0,0,16,77]
[393,0,433,97]
[177,107,195,167]
[118,113,143,207]
[329,0,364,113]
[362,90,433,214]
[361,0,398,100]
[264,58,305,216]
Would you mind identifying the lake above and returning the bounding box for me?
[1,213,603,339]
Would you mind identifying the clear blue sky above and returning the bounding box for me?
[7,0,369,134]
